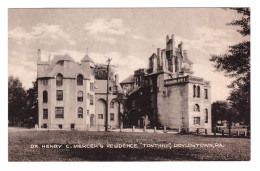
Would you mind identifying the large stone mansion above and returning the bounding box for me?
[120,35,211,132]
[37,50,122,130]
[37,34,211,132]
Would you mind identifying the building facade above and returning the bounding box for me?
[120,35,211,132]
[37,50,122,130]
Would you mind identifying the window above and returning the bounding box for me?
[43,124,47,128]
[57,90,63,101]
[194,104,200,112]
[204,89,208,99]
[205,109,208,123]
[110,113,114,121]
[57,61,64,66]
[112,86,117,95]
[56,74,63,86]
[90,94,94,105]
[110,100,115,108]
[78,107,83,118]
[43,90,48,103]
[43,79,48,86]
[87,110,89,114]
[197,86,200,98]
[98,114,103,119]
[71,124,75,130]
[55,107,64,118]
[193,117,200,125]
[90,82,94,91]
[43,109,48,119]
[77,91,83,101]
[77,75,83,85]
[193,85,196,97]
[58,124,63,129]
[87,93,90,99]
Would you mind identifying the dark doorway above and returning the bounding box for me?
[71,124,75,130]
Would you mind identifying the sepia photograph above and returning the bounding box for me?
[8,7,250,161]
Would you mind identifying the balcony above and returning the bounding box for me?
[164,76,189,86]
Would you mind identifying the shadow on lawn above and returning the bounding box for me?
[60,148,202,161]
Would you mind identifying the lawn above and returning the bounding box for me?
[8,128,250,161]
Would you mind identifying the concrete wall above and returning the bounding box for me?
[187,83,211,132]
[157,73,189,129]
[95,93,121,129]
[38,77,94,130]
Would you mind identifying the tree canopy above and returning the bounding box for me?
[210,8,250,126]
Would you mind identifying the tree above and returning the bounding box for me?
[8,76,27,125]
[26,79,38,126]
[210,8,250,128]
[94,64,116,80]
[211,101,229,125]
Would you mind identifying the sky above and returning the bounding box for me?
[8,8,247,102]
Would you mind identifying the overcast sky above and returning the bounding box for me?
[8,8,247,102]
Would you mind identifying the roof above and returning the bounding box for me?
[183,52,193,64]
[95,79,121,94]
[81,54,94,63]
[38,54,89,79]
[120,75,135,84]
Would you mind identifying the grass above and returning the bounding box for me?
[8,128,250,161]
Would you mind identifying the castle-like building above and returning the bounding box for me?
[120,35,211,132]
[37,50,122,130]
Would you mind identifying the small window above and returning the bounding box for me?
[197,86,200,98]
[112,86,117,95]
[71,124,75,130]
[56,74,63,86]
[57,90,63,101]
[90,94,94,105]
[43,109,48,119]
[77,91,83,101]
[43,91,48,103]
[87,110,89,114]
[204,89,208,99]
[43,124,47,128]
[58,124,62,129]
[43,79,48,86]
[193,85,196,98]
[194,104,200,112]
[98,114,103,119]
[193,117,200,125]
[205,109,208,123]
[110,100,115,108]
[55,107,64,118]
[78,107,83,118]
[90,82,94,91]
[77,75,83,86]
[110,113,114,121]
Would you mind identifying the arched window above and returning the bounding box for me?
[77,74,83,86]
[43,90,48,103]
[56,74,63,86]
[197,86,200,98]
[205,109,208,123]
[78,107,83,118]
[194,104,200,112]
[77,91,83,101]
[193,85,196,98]
[110,100,115,108]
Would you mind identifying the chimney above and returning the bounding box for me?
[157,48,161,68]
[115,74,119,86]
[48,54,51,63]
[37,49,41,63]
[166,35,169,42]
[179,42,183,56]
[171,34,175,56]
